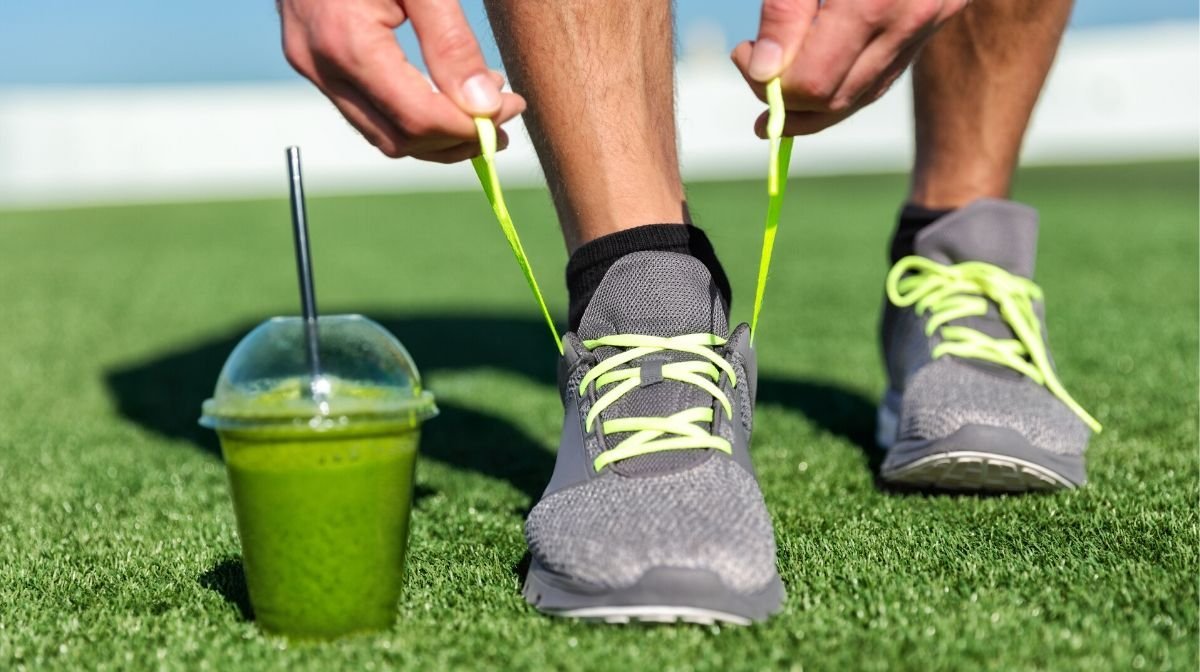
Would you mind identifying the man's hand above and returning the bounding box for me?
[732,0,968,136]
[279,0,526,163]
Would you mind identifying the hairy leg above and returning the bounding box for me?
[485,0,685,251]
[910,0,1074,209]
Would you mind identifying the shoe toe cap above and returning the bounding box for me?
[525,456,779,594]
[900,358,1091,455]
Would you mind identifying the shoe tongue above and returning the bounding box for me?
[913,199,1039,279]
[576,251,729,477]
[913,198,1041,362]
[577,251,729,341]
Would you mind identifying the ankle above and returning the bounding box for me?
[561,188,691,251]
[908,170,1012,211]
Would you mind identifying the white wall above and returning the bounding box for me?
[0,22,1194,209]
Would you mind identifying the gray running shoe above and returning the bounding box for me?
[878,199,1101,492]
[523,251,785,624]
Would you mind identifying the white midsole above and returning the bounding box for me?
[548,605,751,626]
[883,450,1076,489]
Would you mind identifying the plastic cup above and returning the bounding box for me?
[200,315,437,639]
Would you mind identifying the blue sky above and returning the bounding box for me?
[1,0,1195,85]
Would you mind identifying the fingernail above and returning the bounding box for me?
[462,73,501,114]
[748,39,783,81]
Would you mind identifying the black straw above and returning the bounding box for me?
[285,146,322,384]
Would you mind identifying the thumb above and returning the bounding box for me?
[749,0,818,82]
[406,0,502,117]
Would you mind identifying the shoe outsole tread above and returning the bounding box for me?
[522,561,784,625]
[881,450,1073,492]
[529,605,751,626]
[877,406,1084,492]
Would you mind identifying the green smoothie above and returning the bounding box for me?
[221,424,417,638]
[205,376,429,639]
[201,316,437,640]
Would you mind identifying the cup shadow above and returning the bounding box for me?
[199,557,254,622]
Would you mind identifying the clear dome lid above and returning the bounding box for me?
[200,315,437,432]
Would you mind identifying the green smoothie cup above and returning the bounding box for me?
[200,315,437,639]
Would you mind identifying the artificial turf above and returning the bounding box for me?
[0,161,1195,671]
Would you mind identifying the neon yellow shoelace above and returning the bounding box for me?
[470,118,563,356]
[886,256,1101,433]
[751,79,794,344]
[469,79,793,469]
[578,333,736,471]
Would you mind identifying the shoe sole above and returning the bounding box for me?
[876,405,1085,492]
[523,560,785,625]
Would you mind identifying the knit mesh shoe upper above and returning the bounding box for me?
[525,454,777,592]
[899,358,1091,455]
[881,199,1094,457]
[526,251,779,593]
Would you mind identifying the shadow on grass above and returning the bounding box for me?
[104,312,880,488]
[107,312,880,613]
[104,313,559,499]
[757,378,883,474]
[199,557,254,622]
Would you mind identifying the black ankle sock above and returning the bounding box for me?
[566,224,732,331]
[889,203,955,263]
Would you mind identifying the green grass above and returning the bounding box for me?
[0,161,1196,671]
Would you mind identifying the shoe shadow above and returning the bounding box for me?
[756,377,883,475]
[511,552,533,593]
